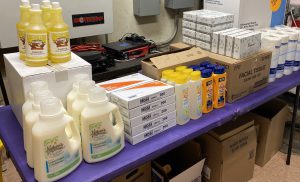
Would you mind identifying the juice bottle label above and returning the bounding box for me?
[206,80,213,111]
[182,88,189,119]
[44,136,80,179]
[89,122,122,160]
[18,30,26,54]
[25,33,48,58]
[49,31,70,55]
[217,77,226,106]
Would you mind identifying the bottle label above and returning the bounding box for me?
[44,136,80,179]
[196,84,202,114]
[182,87,190,120]
[89,122,122,160]
[18,30,26,54]
[25,33,48,58]
[49,31,70,55]
[206,80,213,111]
[217,77,226,106]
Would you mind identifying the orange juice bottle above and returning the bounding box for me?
[41,0,52,29]
[201,69,213,114]
[49,2,71,63]
[213,66,227,109]
[16,0,31,61]
[25,4,48,67]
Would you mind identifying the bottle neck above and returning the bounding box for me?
[51,9,64,23]
[40,111,64,122]
[20,7,31,22]
[42,7,52,22]
[88,99,109,107]
[29,10,44,25]
[78,93,88,99]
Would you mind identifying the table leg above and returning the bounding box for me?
[0,72,9,105]
[286,85,300,165]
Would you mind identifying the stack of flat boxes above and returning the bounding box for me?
[110,81,176,145]
[182,9,234,50]
[212,28,261,59]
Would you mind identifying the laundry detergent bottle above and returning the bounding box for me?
[202,69,213,114]
[81,87,125,163]
[175,75,190,125]
[71,80,95,131]
[24,90,53,168]
[67,74,90,115]
[32,98,82,182]
[213,66,227,109]
[16,0,31,61]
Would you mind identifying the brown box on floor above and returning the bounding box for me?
[198,115,257,182]
[141,47,209,80]
[112,162,151,182]
[152,141,205,182]
[169,42,193,51]
[248,99,288,167]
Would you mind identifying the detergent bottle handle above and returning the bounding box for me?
[112,104,124,134]
[65,115,81,154]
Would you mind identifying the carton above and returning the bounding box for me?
[169,42,193,51]
[123,103,176,127]
[218,29,246,55]
[248,99,288,167]
[118,95,175,119]
[196,23,233,34]
[196,32,211,42]
[4,52,92,126]
[182,28,196,38]
[196,40,211,51]
[111,162,151,182]
[225,30,251,57]
[182,36,196,46]
[182,20,196,30]
[125,119,176,145]
[212,28,238,53]
[199,115,257,182]
[141,47,209,80]
[233,32,262,59]
[125,110,176,136]
[183,11,198,22]
[111,81,174,109]
[152,140,205,182]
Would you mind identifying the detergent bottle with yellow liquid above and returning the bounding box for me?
[175,75,190,125]
[41,0,52,29]
[213,66,227,109]
[48,2,71,63]
[202,69,213,114]
[16,0,31,61]
[25,4,48,66]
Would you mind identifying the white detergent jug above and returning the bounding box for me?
[32,98,82,182]
[71,80,95,131]
[22,81,48,125]
[67,74,90,115]
[24,90,53,168]
[81,87,125,163]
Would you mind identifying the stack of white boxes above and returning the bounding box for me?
[182,9,234,50]
[110,80,176,145]
[212,28,261,59]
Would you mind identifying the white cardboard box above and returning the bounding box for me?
[125,118,177,145]
[118,95,175,119]
[196,32,211,42]
[225,30,251,57]
[4,52,92,126]
[233,32,261,59]
[196,40,211,51]
[218,29,245,55]
[182,28,196,38]
[111,81,175,109]
[211,28,238,53]
[196,23,233,34]
[125,110,176,136]
[182,20,197,30]
[182,36,196,46]
[123,103,176,127]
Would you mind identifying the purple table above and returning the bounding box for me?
[1,71,300,182]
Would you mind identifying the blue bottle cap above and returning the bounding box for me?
[201,69,213,78]
[214,66,225,74]
[189,65,201,71]
[206,64,217,71]
[195,67,206,72]
[199,61,211,67]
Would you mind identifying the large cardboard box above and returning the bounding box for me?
[199,115,257,182]
[4,53,92,126]
[141,47,209,80]
[204,0,286,29]
[207,50,271,103]
[248,99,288,167]
[152,141,205,182]
[112,162,151,182]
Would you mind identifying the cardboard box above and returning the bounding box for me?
[112,162,151,182]
[169,43,193,51]
[123,103,176,127]
[125,110,176,136]
[207,50,271,103]
[196,23,233,34]
[199,115,257,182]
[119,95,175,119]
[211,28,238,53]
[4,52,92,126]
[218,29,245,55]
[182,28,196,38]
[233,32,261,59]
[248,99,288,167]
[196,40,211,51]
[182,36,196,46]
[225,30,251,57]
[125,119,176,145]
[182,20,196,30]
[111,81,174,110]
[196,32,211,42]
[152,141,205,182]
[141,47,209,80]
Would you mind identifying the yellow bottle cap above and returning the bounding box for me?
[161,70,174,79]
[175,66,187,72]
[182,68,193,76]
[168,72,180,82]
[175,75,188,84]
[190,71,201,81]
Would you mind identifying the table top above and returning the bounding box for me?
[1,71,300,182]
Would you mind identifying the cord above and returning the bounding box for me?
[71,43,105,52]
[290,8,298,28]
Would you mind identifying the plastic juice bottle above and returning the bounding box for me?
[189,71,202,120]
[175,66,187,72]
[161,70,174,83]
[48,2,71,63]
[167,72,179,85]
[32,98,82,182]
[67,74,90,115]
[16,0,31,61]
[213,66,227,109]
[24,90,53,168]
[81,87,125,163]
[175,75,190,125]
[71,80,95,131]
[202,69,213,114]
[41,0,52,29]
[25,4,48,67]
